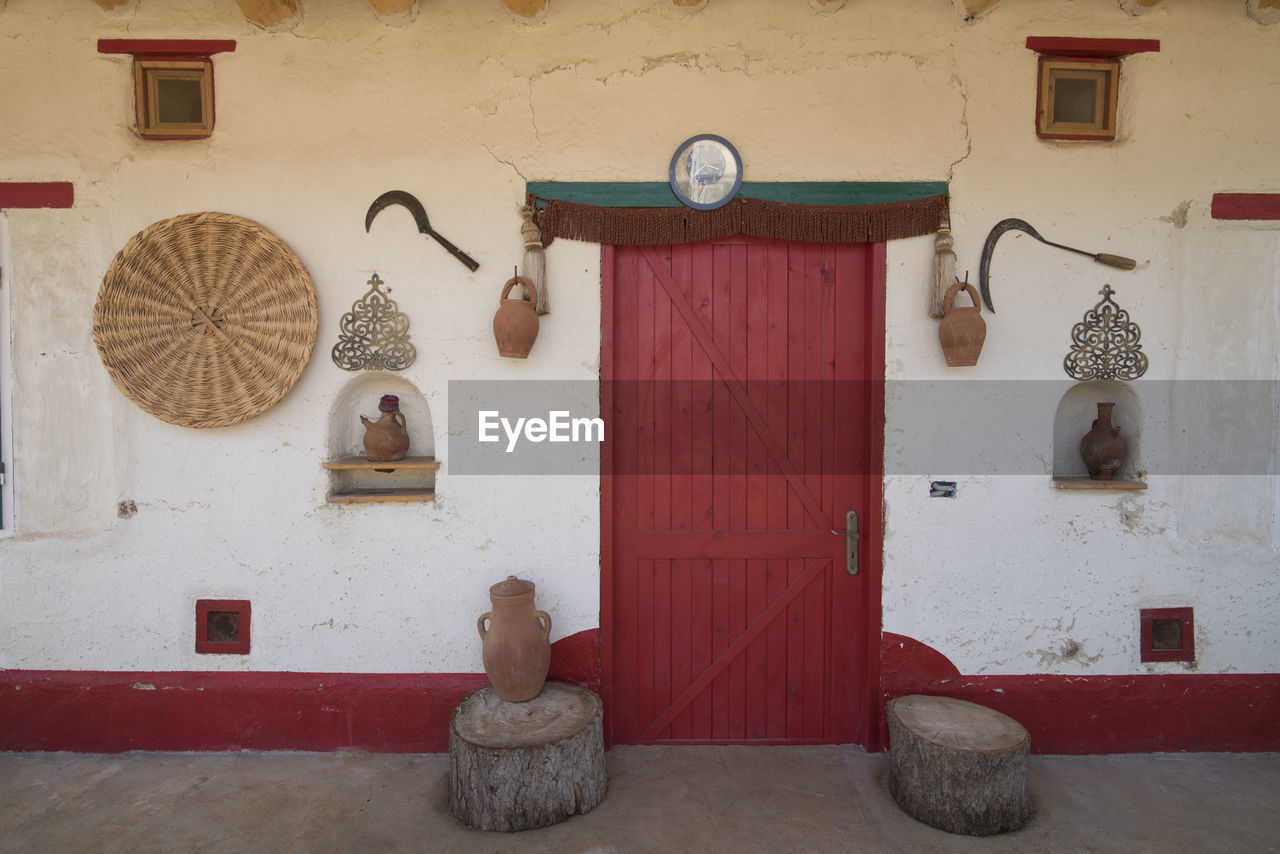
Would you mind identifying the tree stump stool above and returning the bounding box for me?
[886,694,1030,836]
[449,681,606,832]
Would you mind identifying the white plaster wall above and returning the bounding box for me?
[0,0,1276,677]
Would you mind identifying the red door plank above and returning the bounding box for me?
[688,247,716,735]
[764,241,790,739]
[605,245,636,742]
[728,244,749,741]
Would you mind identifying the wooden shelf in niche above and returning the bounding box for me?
[324,456,440,504]
[1051,476,1146,491]
[324,455,440,471]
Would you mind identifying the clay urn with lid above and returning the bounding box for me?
[361,394,410,462]
[477,575,552,703]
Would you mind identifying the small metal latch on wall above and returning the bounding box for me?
[833,510,859,575]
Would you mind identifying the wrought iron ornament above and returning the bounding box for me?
[1064,284,1148,380]
[331,273,417,371]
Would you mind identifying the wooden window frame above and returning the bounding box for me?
[134,59,215,140]
[1036,56,1119,141]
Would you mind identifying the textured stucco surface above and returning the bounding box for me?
[0,0,1277,677]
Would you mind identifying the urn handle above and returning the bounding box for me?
[943,282,982,314]
[477,611,492,639]
[501,275,537,306]
[535,610,552,640]
[393,410,406,429]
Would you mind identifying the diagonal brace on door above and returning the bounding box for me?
[639,246,830,529]
[638,556,830,740]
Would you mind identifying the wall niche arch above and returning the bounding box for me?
[324,374,438,503]
[1052,380,1145,487]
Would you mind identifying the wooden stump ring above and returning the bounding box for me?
[449,682,606,832]
[887,694,1030,835]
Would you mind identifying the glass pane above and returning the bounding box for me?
[1151,618,1183,650]
[156,78,204,124]
[1052,75,1100,125]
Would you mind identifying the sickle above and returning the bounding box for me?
[365,190,480,272]
[978,218,1136,313]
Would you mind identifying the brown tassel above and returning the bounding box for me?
[929,217,957,320]
[519,205,548,315]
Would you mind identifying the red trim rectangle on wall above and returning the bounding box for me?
[1025,37,1161,59]
[97,39,237,59]
[0,182,74,210]
[1212,194,1280,221]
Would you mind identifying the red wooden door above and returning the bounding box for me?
[602,238,884,746]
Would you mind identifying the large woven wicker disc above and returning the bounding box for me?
[94,212,319,428]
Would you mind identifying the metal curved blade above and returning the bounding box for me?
[977,219,1038,313]
[365,190,431,234]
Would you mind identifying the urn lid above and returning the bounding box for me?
[378,394,400,412]
[489,575,535,601]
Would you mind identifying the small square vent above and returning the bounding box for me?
[196,599,251,655]
[1140,607,1193,663]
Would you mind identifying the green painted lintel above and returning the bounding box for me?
[527,181,949,209]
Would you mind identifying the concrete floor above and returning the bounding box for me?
[1,747,1277,853]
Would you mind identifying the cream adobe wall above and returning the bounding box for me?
[0,0,1276,677]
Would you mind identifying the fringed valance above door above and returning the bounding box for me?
[526,181,949,247]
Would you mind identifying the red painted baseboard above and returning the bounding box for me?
[0,670,489,753]
[882,633,1280,754]
[4,630,1275,754]
[0,630,601,753]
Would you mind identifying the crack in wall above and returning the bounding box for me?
[526,78,541,143]
[482,145,527,183]
[946,72,973,181]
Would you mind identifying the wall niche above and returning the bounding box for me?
[324,374,438,503]
[1052,380,1145,489]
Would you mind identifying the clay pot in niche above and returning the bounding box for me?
[938,281,987,367]
[477,575,552,703]
[1080,401,1126,481]
[361,394,410,462]
[493,275,539,359]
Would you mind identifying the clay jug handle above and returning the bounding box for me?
[477,612,492,639]
[393,411,406,429]
[943,282,981,314]
[501,275,537,305]
[535,610,552,640]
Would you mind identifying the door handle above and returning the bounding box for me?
[832,510,859,576]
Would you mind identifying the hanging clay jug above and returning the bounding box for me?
[938,281,987,367]
[493,275,539,359]
[477,575,552,703]
[1080,401,1126,481]
[361,394,410,462]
